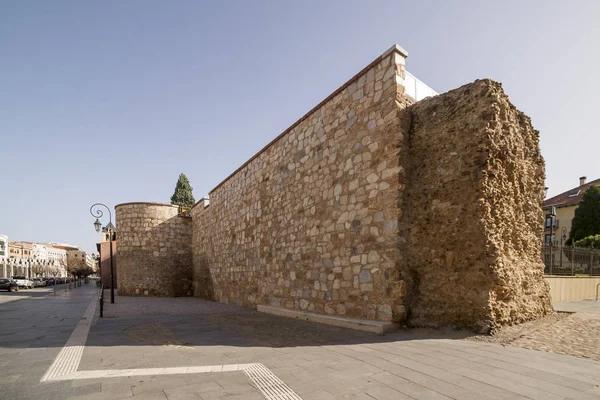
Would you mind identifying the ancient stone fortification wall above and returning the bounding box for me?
[115,203,192,297]
[192,47,412,322]
[118,46,551,332]
[402,79,552,332]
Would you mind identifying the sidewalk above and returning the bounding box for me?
[62,293,600,399]
[0,283,99,399]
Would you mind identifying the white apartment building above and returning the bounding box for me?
[32,243,48,262]
[1,234,8,278]
[84,253,94,269]
[0,234,7,263]
[46,246,67,266]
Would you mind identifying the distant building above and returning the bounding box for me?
[67,248,86,267]
[0,234,6,260]
[101,227,115,243]
[8,241,33,259]
[45,243,95,273]
[32,243,48,262]
[543,176,600,244]
[0,234,7,277]
[8,242,21,259]
[45,246,67,266]
[96,230,117,288]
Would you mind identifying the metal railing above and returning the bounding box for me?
[542,244,600,276]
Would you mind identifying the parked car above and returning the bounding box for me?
[31,278,46,287]
[0,278,19,292]
[12,276,34,289]
[44,277,55,286]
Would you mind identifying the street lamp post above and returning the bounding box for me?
[90,203,116,304]
[560,226,567,271]
[549,206,556,275]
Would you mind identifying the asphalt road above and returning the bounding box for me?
[0,283,77,304]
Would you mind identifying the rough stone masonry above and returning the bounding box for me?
[116,45,552,333]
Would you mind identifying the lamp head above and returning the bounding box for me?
[93,218,102,233]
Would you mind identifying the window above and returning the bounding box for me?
[545,214,558,229]
[545,234,556,245]
[568,190,580,198]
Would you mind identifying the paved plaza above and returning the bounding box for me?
[506,299,600,361]
[1,285,600,399]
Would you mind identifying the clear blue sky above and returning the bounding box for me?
[2,1,599,254]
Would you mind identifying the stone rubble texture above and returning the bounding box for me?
[402,80,553,332]
[115,203,193,297]
[115,46,552,332]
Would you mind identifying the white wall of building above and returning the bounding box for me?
[32,243,48,262]
[0,234,8,277]
[46,246,67,265]
[85,253,94,269]
[0,234,7,262]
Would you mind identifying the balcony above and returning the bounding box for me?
[404,71,438,101]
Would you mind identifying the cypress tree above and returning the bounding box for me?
[170,173,196,208]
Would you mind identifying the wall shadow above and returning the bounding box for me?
[86,294,474,349]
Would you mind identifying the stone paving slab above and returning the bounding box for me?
[4,288,600,399]
[77,294,600,399]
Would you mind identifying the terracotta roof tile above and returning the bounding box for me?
[543,178,600,208]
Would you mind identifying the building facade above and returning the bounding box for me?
[0,235,7,277]
[46,246,67,265]
[97,240,117,288]
[543,176,600,244]
[32,243,48,262]
[8,241,21,259]
[96,228,117,287]
[8,241,33,259]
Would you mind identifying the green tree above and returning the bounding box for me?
[574,234,600,249]
[569,186,600,243]
[170,173,196,208]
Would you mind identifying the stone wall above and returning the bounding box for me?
[117,45,552,332]
[191,46,412,322]
[402,79,552,332]
[115,203,192,297]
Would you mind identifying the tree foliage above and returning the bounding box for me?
[569,186,600,243]
[170,173,195,208]
[574,234,600,249]
[68,259,93,277]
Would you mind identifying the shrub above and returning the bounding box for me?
[573,234,600,249]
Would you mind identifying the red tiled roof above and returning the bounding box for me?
[543,178,600,208]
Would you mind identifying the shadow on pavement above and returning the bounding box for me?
[85,293,474,350]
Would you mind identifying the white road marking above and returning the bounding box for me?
[39,292,303,399]
[244,363,303,400]
[47,363,253,381]
[40,295,97,382]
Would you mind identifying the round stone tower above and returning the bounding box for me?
[115,202,192,296]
